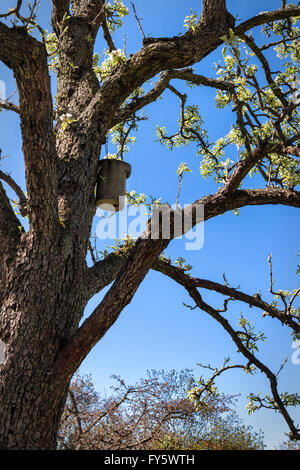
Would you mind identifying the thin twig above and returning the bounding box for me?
[130,2,145,40]
[268,253,288,311]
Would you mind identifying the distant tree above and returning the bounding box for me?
[58,370,264,450]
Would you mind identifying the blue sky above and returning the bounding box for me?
[0,0,299,449]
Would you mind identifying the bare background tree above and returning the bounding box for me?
[0,0,299,449]
[58,371,264,450]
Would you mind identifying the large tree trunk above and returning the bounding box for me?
[0,358,69,449]
[0,229,88,449]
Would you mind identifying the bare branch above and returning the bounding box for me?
[0,99,19,114]
[0,1,44,36]
[288,288,300,315]
[85,4,300,137]
[194,293,300,440]
[190,362,248,402]
[68,390,83,438]
[130,2,146,40]
[112,68,235,128]
[164,84,187,140]
[113,72,173,124]
[0,0,23,18]
[260,33,300,51]
[177,281,300,440]
[153,259,300,334]
[0,169,27,217]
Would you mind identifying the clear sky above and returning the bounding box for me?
[0,0,299,449]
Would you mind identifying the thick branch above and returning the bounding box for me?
[51,0,70,34]
[152,260,300,334]
[85,251,125,295]
[235,7,300,35]
[181,188,300,237]
[168,69,234,92]
[276,145,300,157]
[112,69,234,127]
[84,4,300,139]
[225,187,300,212]
[52,1,102,118]
[86,187,300,298]
[14,41,58,234]
[101,17,116,52]
[113,71,173,124]
[55,236,169,378]
[84,7,235,135]
[0,22,58,234]
[221,144,271,194]
[202,0,227,19]
[0,21,36,69]
[71,0,105,25]
[59,184,300,387]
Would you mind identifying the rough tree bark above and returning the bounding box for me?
[0,0,299,449]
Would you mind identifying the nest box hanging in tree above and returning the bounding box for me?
[96,159,131,212]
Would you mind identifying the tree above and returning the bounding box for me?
[0,0,299,450]
[58,371,264,450]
